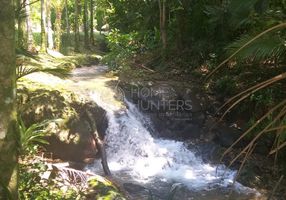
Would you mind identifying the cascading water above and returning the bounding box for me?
[72,66,259,199]
[88,92,256,194]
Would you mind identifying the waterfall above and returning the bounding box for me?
[89,92,245,191]
[71,66,258,197]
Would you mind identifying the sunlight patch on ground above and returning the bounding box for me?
[25,72,72,87]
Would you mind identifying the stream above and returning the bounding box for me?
[71,66,261,200]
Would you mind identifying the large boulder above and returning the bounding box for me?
[17,79,108,162]
[121,81,207,140]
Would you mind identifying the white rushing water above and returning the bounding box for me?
[88,91,255,193]
[70,66,258,196]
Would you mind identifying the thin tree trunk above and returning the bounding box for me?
[46,0,54,49]
[176,10,187,50]
[25,0,34,51]
[90,0,94,44]
[17,0,25,49]
[158,0,167,55]
[0,0,18,199]
[74,0,80,52]
[55,8,62,51]
[65,0,70,45]
[83,0,89,48]
[85,110,111,176]
[40,0,47,52]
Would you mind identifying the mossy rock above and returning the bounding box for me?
[86,177,126,200]
[17,78,80,125]
[17,78,108,162]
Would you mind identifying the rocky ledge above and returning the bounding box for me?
[17,77,108,163]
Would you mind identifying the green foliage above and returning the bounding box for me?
[226,33,285,61]
[33,32,42,47]
[95,8,105,32]
[103,29,157,69]
[87,178,126,199]
[17,64,71,80]
[18,117,50,155]
[215,76,237,96]
[250,88,274,109]
[19,160,83,200]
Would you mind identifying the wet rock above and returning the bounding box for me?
[213,124,243,148]
[123,183,150,199]
[45,103,108,162]
[121,81,207,140]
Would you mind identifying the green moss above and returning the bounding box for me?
[87,178,126,200]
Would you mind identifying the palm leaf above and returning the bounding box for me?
[16,65,71,80]
[206,22,286,79]
[226,33,285,61]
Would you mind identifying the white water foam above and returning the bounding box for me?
[70,64,260,196]
[89,92,255,191]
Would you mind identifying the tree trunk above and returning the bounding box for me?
[55,8,62,51]
[65,0,70,45]
[16,0,25,49]
[74,0,80,52]
[0,0,18,199]
[176,11,186,50]
[40,0,47,52]
[25,0,34,51]
[90,0,94,44]
[83,0,89,48]
[46,0,54,49]
[85,110,111,176]
[158,0,167,55]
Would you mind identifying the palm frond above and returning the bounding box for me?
[53,165,90,184]
[206,23,286,79]
[222,102,286,165]
[216,72,286,121]
[16,65,71,80]
[226,33,285,61]
[222,99,286,159]
[40,67,71,79]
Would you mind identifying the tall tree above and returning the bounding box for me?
[83,0,89,48]
[158,0,167,52]
[0,0,18,199]
[65,0,70,45]
[53,0,64,51]
[74,0,80,52]
[90,0,94,44]
[46,0,54,49]
[25,0,34,51]
[16,0,25,49]
[40,0,47,52]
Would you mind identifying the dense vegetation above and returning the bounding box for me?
[0,0,286,199]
